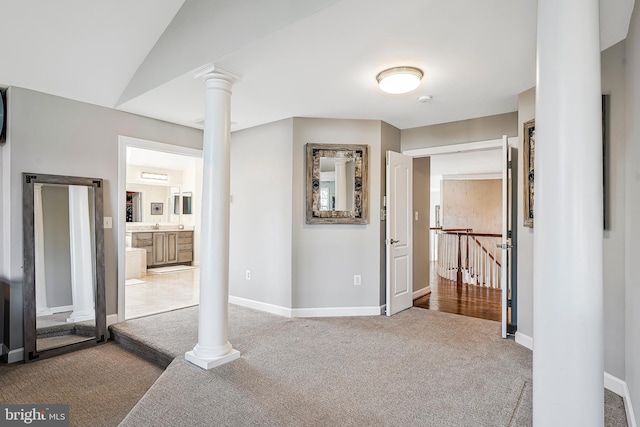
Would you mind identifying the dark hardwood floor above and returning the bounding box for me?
[413,263,502,322]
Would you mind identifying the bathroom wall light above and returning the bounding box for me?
[376,66,423,94]
[141,172,168,181]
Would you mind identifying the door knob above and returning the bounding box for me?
[390,239,400,244]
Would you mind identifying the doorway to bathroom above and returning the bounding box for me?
[117,136,203,321]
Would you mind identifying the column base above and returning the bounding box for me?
[185,348,240,370]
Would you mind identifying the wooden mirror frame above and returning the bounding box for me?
[22,173,106,362]
[306,143,369,224]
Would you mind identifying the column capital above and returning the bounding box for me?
[194,63,242,83]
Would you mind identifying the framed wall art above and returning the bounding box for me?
[151,202,163,215]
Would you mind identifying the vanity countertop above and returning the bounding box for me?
[126,226,194,233]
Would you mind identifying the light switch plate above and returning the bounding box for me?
[104,217,113,229]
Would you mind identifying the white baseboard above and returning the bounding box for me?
[514,334,636,427]
[413,286,431,299]
[1,343,8,356]
[105,314,119,340]
[106,314,119,326]
[291,306,382,317]
[605,373,637,427]
[8,347,24,363]
[515,331,533,350]
[229,296,292,318]
[229,296,384,318]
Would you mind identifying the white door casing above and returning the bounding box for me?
[500,135,509,338]
[386,151,413,316]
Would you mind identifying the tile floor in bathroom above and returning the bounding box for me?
[125,267,200,319]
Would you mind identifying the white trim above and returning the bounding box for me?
[403,137,518,158]
[7,347,23,363]
[413,286,431,299]
[106,314,118,326]
[48,304,73,314]
[515,331,533,350]
[229,296,292,318]
[116,136,204,323]
[291,306,383,317]
[105,314,119,340]
[604,373,637,427]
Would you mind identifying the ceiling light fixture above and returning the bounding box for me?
[141,172,168,181]
[376,66,424,94]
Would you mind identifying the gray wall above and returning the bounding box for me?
[2,87,203,351]
[292,118,382,309]
[516,87,535,341]
[602,40,627,381]
[413,157,430,292]
[625,1,640,422]
[41,185,72,308]
[401,112,518,151]
[229,118,293,308]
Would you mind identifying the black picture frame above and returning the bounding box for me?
[151,202,163,215]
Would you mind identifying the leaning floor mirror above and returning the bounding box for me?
[22,173,106,362]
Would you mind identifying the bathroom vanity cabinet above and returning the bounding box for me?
[131,230,193,267]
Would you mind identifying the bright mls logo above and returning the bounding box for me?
[1,405,69,426]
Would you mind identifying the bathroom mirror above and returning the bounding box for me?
[306,143,368,224]
[22,173,106,362]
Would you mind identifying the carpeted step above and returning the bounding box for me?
[108,323,174,368]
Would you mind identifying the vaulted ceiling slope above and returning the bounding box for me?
[0,0,635,132]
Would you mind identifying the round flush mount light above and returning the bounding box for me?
[376,66,424,94]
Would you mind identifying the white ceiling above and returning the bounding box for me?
[0,0,635,133]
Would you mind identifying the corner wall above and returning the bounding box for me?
[229,119,294,309]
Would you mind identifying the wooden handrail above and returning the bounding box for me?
[470,235,501,268]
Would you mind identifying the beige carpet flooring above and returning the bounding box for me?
[0,343,163,427]
[111,305,626,427]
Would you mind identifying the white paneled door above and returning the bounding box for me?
[386,151,413,316]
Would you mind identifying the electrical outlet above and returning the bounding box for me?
[353,274,361,286]
[245,270,251,280]
[103,217,112,229]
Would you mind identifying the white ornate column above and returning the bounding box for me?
[334,158,348,211]
[533,0,603,425]
[67,185,95,323]
[34,184,52,317]
[185,65,240,369]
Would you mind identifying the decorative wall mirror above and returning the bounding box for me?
[22,173,106,362]
[306,143,369,224]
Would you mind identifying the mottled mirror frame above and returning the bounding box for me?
[306,143,369,224]
[523,119,535,228]
[22,173,106,362]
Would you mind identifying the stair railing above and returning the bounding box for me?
[435,229,502,289]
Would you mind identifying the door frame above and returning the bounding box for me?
[402,137,517,329]
[116,136,203,322]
